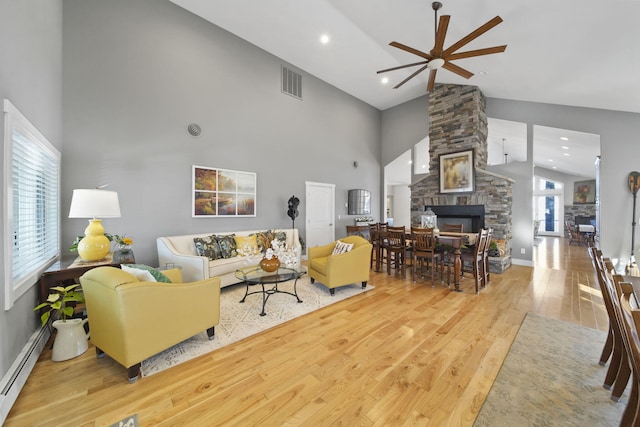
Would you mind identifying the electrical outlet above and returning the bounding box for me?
[520,248,526,255]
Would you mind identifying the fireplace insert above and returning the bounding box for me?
[426,205,485,233]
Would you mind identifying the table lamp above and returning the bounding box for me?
[69,189,121,261]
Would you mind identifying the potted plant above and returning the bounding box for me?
[488,241,501,257]
[34,284,89,361]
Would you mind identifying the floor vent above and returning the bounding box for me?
[281,66,302,99]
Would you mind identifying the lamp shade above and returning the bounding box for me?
[69,189,121,219]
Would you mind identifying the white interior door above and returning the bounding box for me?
[305,181,335,257]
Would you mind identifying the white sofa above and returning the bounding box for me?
[157,229,301,287]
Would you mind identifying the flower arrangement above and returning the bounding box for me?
[110,234,133,247]
[355,217,374,223]
[264,239,298,267]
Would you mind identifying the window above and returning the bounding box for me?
[3,99,60,310]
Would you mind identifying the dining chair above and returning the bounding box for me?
[441,223,464,233]
[458,229,488,294]
[381,230,407,277]
[368,224,380,270]
[604,257,634,402]
[346,225,367,238]
[618,282,640,425]
[411,227,442,286]
[589,247,630,400]
[565,221,581,246]
[482,228,494,286]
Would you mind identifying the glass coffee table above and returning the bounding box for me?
[235,266,305,316]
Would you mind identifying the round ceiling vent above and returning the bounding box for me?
[187,123,202,137]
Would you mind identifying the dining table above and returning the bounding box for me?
[401,230,478,293]
[577,224,596,245]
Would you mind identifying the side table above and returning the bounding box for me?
[39,255,119,303]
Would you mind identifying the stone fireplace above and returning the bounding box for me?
[410,84,513,272]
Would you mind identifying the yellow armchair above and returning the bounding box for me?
[308,235,372,294]
[79,266,220,383]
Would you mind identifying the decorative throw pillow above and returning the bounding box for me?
[216,234,238,258]
[194,235,223,260]
[123,264,172,283]
[253,230,274,253]
[332,240,354,255]
[273,230,287,244]
[234,234,259,255]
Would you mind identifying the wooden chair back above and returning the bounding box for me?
[565,221,581,246]
[346,225,368,239]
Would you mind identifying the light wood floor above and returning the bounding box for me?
[6,237,608,426]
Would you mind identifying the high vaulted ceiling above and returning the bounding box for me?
[170,0,640,114]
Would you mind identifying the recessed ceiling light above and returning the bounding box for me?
[381,76,389,84]
[548,159,554,162]
[479,71,487,75]
[408,160,413,164]
[563,153,570,156]
[560,137,569,141]
[552,166,557,169]
[561,146,569,150]
[320,34,330,44]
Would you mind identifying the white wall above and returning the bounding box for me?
[62,0,382,263]
[392,185,411,228]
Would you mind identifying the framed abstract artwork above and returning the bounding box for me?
[192,165,256,217]
[573,179,596,204]
[439,149,474,193]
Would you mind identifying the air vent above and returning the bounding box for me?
[281,66,302,99]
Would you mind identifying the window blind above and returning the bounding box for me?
[4,99,60,309]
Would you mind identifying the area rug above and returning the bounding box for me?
[474,312,627,426]
[141,277,372,377]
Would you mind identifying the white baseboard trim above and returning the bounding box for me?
[512,258,534,267]
[0,326,50,424]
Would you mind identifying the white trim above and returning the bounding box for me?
[512,258,534,267]
[0,326,51,424]
[3,99,61,310]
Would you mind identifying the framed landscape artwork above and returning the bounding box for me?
[573,179,596,204]
[439,150,474,194]
[192,166,256,217]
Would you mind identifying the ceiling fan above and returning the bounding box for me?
[377,1,507,92]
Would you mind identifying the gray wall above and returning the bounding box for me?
[62,0,382,266]
[0,0,63,382]
[381,94,640,269]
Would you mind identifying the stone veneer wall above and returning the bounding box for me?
[428,84,488,172]
[411,83,514,263]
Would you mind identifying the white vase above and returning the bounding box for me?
[51,318,89,362]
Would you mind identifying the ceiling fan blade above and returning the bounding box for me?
[393,64,430,89]
[432,15,450,57]
[427,69,437,92]
[446,45,507,61]
[442,61,474,79]
[377,60,429,74]
[442,16,503,56]
[389,41,433,60]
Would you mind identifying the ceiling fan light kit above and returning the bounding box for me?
[377,1,507,92]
